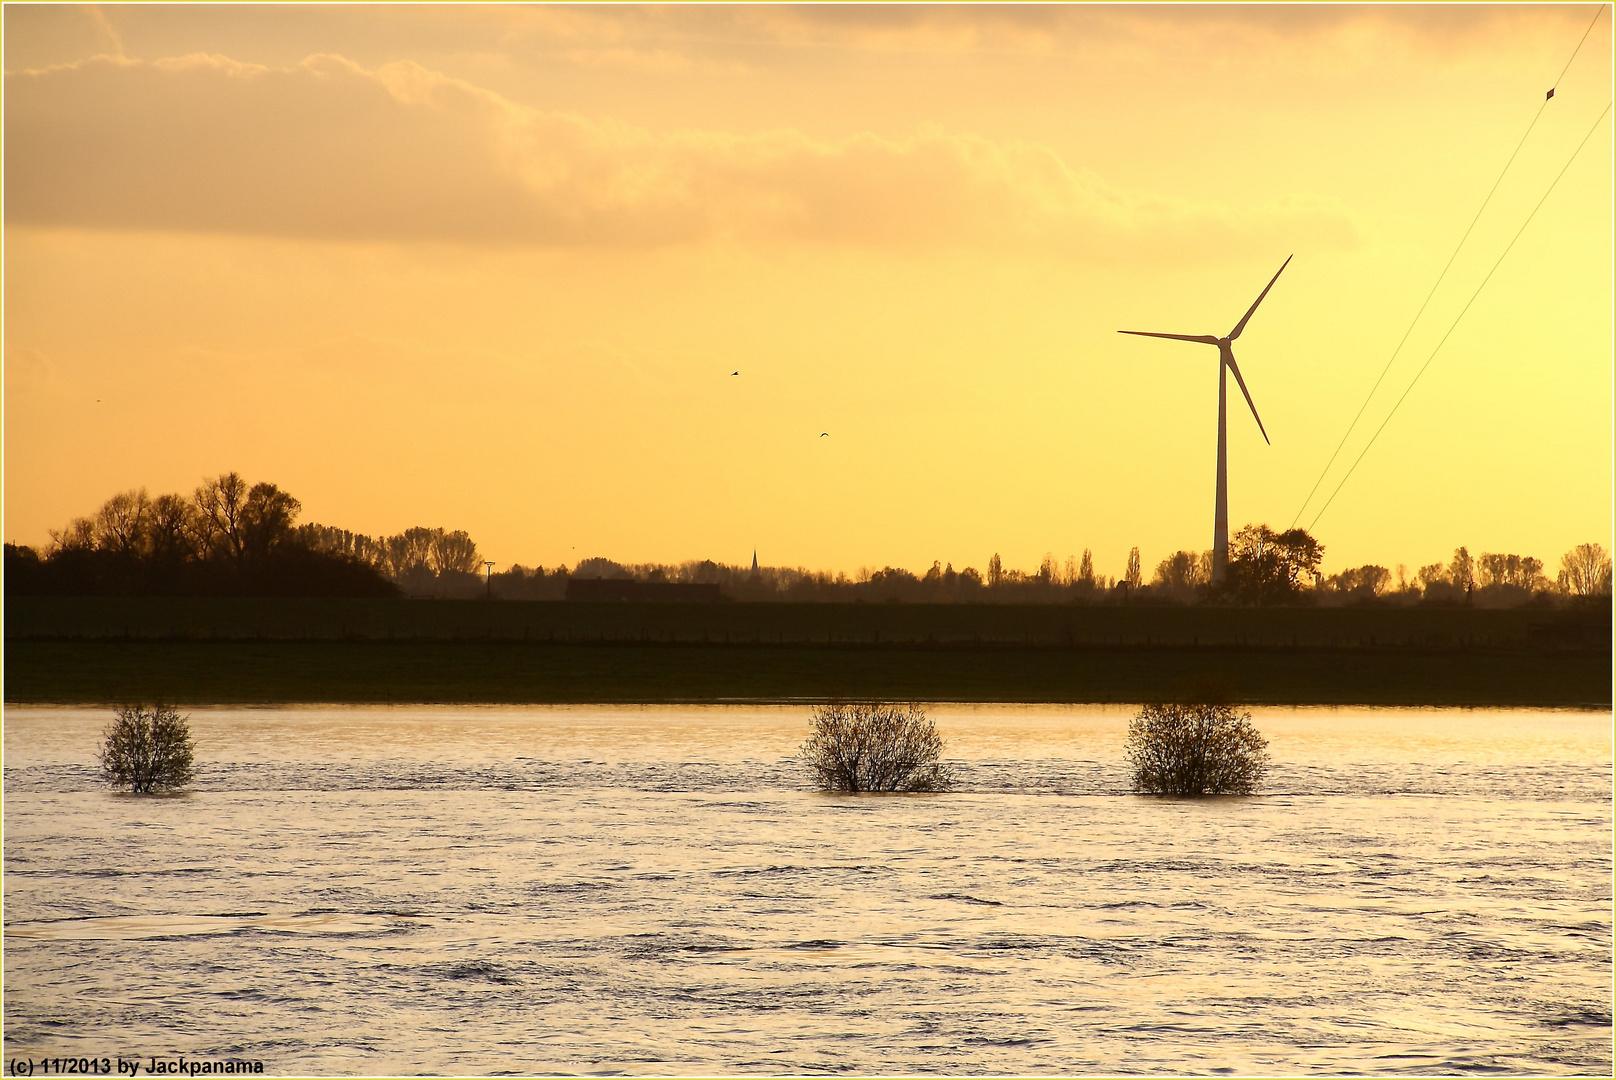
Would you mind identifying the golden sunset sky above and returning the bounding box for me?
[4,4,1611,580]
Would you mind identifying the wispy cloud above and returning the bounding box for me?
[84,5,127,59]
[5,52,1354,257]
[466,4,1596,68]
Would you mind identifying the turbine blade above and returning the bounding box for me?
[1226,354,1270,445]
[1118,331,1221,344]
[1227,255,1292,341]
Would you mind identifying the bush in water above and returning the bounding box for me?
[801,702,955,792]
[99,704,196,793]
[1126,702,1269,796]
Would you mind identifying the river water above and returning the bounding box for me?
[3,705,1611,1076]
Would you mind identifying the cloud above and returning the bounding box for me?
[474,4,1598,67]
[5,52,1354,256]
[84,6,127,59]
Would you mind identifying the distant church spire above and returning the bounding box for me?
[751,549,759,572]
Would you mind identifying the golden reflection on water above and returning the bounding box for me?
[3,704,1610,1074]
[5,703,1610,768]
[5,912,413,940]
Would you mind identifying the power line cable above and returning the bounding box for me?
[1552,3,1609,88]
[1291,3,1608,527]
[1306,100,1613,534]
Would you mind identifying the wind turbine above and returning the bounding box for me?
[1118,255,1291,585]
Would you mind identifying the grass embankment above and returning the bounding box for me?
[5,596,1609,706]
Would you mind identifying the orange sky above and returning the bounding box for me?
[4,4,1611,580]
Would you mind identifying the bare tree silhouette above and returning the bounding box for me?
[1126,702,1269,796]
[99,705,196,793]
[801,703,954,793]
[1559,543,1613,597]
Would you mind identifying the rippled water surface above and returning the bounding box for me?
[4,705,1611,1075]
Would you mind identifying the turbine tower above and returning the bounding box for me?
[1118,255,1291,585]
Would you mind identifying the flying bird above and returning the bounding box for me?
[732,371,739,375]
[820,432,829,437]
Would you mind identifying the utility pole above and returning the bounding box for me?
[482,560,495,601]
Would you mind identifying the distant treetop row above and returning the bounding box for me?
[5,473,1611,606]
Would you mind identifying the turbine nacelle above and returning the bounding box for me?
[1117,255,1291,447]
[1116,332,1269,446]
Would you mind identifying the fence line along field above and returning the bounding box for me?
[6,597,1609,707]
[7,595,1609,647]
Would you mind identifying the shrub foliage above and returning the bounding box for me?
[99,705,196,793]
[1126,702,1269,796]
[801,702,954,792]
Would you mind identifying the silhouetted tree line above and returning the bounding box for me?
[1393,542,1612,608]
[296,523,485,598]
[530,529,1610,608]
[1197,529,1606,608]
[525,530,1316,606]
[8,473,438,598]
[518,552,1118,604]
[518,545,1158,604]
[12,480,1609,609]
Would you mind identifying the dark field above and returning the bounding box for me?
[5,597,1609,706]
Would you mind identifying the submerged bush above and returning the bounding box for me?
[1126,702,1269,796]
[99,704,196,793]
[801,702,955,792]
